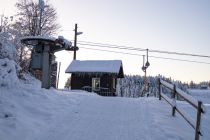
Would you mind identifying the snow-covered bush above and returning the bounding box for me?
[0,32,20,87]
[0,58,19,87]
[0,32,17,61]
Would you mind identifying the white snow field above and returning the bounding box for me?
[0,78,209,140]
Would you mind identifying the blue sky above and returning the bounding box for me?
[1,0,210,88]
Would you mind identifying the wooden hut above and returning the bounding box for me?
[65,60,124,96]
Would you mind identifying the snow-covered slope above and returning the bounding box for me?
[0,79,210,140]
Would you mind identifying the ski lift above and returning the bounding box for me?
[21,35,73,89]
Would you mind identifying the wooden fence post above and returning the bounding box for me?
[158,78,161,100]
[172,84,176,116]
[195,101,202,140]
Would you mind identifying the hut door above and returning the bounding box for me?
[113,78,116,89]
[92,78,100,91]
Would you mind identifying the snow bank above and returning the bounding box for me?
[0,32,21,87]
[0,58,19,87]
[0,79,91,140]
[0,32,17,61]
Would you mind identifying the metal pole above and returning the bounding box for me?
[38,0,44,35]
[39,9,42,35]
[143,55,147,93]
[41,44,50,89]
[56,62,61,89]
[145,68,147,91]
[73,23,77,60]
[39,5,43,35]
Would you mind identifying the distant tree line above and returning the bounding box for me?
[64,74,209,97]
[116,75,210,98]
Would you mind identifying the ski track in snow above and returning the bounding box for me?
[40,96,155,140]
[29,94,193,140]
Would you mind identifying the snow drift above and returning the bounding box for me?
[0,58,19,87]
[0,32,20,87]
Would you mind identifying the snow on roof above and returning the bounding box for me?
[20,35,72,49]
[20,35,56,42]
[65,60,123,74]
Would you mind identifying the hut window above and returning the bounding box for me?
[92,78,100,91]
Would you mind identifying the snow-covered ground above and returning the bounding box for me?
[0,56,209,140]
[0,77,210,140]
[188,89,210,104]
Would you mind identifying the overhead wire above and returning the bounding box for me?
[78,40,210,59]
[79,46,210,65]
[149,49,210,58]
[79,46,144,56]
[77,42,146,52]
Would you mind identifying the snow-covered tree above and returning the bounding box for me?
[14,0,60,36]
[116,75,192,98]
[0,15,18,62]
[64,76,71,89]
[9,0,61,72]
[0,32,17,61]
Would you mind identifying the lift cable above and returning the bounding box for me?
[78,41,210,59]
[79,46,210,65]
